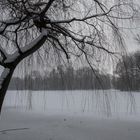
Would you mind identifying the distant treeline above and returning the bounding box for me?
[9,66,112,90]
[9,50,140,91]
[112,51,140,91]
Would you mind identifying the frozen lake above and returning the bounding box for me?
[1,90,140,140]
[2,90,140,119]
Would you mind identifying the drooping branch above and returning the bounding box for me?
[4,29,48,66]
[0,0,137,114]
[52,24,117,55]
[41,0,55,16]
[0,29,48,113]
[49,4,123,24]
[48,34,70,59]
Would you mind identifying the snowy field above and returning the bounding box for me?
[1,90,140,140]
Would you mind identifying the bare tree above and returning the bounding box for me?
[0,0,136,113]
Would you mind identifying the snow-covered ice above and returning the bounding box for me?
[1,90,140,140]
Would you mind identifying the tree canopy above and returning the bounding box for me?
[0,0,138,113]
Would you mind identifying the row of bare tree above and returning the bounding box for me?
[9,66,111,90]
[8,49,140,91]
[113,51,140,91]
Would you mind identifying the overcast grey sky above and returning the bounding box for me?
[0,0,140,76]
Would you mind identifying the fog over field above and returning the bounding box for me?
[0,90,140,140]
[2,90,138,117]
[1,0,140,140]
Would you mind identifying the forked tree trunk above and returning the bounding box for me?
[0,32,48,114]
[0,67,15,114]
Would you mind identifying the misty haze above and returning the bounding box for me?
[1,0,140,140]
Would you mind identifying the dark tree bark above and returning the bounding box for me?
[0,67,15,113]
[0,34,48,113]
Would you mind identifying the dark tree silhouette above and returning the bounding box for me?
[9,66,112,90]
[0,0,136,113]
[113,51,140,91]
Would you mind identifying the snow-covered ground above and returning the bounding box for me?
[1,90,140,140]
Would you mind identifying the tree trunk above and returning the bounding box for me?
[0,33,48,114]
[0,67,15,114]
